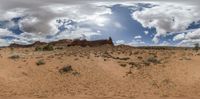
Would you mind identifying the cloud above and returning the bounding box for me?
[174,29,200,46]
[0,28,13,36]
[43,4,111,22]
[116,40,125,45]
[0,0,200,46]
[19,16,40,33]
[0,8,27,20]
[159,41,171,46]
[0,39,9,46]
[116,39,145,46]
[185,29,200,40]
[53,28,102,41]
[0,2,112,35]
[132,3,200,43]
[144,31,149,35]
[134,35,142,39]
[178,39,200,47]
[0,2,112,45]
[128,39,145,46]
[114,22,123,28]
[173,33,185,41]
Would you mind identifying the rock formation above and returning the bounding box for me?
[9,37,114,48]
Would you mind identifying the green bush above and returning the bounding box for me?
[43,44,54,51]
[35,44,54,51]
[35,46,43,51]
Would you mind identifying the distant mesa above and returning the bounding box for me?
[9,37,114,48]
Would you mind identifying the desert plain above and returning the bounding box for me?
[0,44,200,99]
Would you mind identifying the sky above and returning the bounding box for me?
[0,0,200,47]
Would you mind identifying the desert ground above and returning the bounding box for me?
[0,45,200,99]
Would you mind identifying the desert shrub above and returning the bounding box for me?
[133,51,139,55]
[35,46,43,51]
[119,57,130,60]
[180,57,191,60]
[137,56,143,60]
[72,71,80,76]
[128,62,136,65]
[9,54,20,59]
[10,47,14,51]
[143,55,160,66]
[74,58,79,61]
[35,44,54,51]
[143,60,150,66]
[36,60,45,66]
[43,44,54,51]
[126,69,132,76]
[120,64,127,67]
[55,47,64,50]
[146,55,160,64]
[59,65,73,74]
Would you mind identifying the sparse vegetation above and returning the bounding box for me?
[58,65,80,76]
[120,63,127,67]
[55,46,64,50]
[133,51,139,55]
[35,46,43,51]
[35,44,54,51]
[119,57,130,61]
[143,60,150,66]
[146,55,160,64]
[126,69,132,76]
[9,54,20,59]
[36,60,45,66]
[72,71,80,76]
[59,65,73,74]
[43,44,54,51]
[137,56,143,60]
[2,39,200,98]
[180,57,191,60]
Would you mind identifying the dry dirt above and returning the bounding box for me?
[0,45,200,99]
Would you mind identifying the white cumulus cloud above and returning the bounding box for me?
[0,39,9,46]
[0,28,13,36]
[173,33,185,41]
[134,35,142,39]
[175,29,200,46]
[132,3,200,43]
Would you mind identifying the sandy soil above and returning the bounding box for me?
[0,45,200,99]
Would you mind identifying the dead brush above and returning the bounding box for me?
[36,60,45,66]
[35,44,54,51]
[133,51,139,55]
[145,55,160,64]
[9,54,20,59]
[59,65,73,74]
[120,63,127,67]
[126,69,132,76]
[59,65,80,76]
[129,62,142,69]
